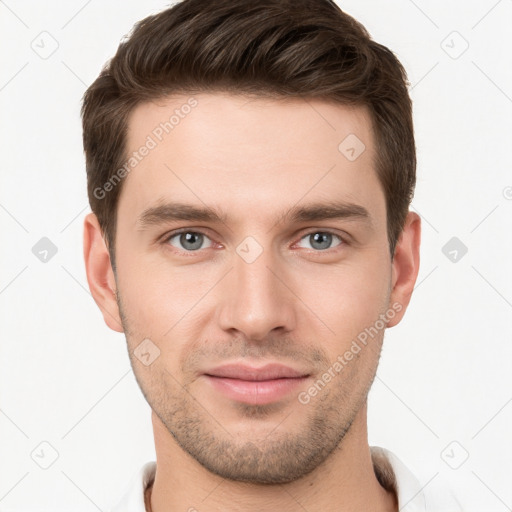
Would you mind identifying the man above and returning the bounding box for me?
[82,0,462,510]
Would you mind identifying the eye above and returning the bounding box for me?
[164,230,213,252]
[296,231,344,251]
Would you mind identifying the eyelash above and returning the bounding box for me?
[160,228,349,255]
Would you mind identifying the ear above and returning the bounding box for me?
[387,211,421,328]
[83,212,124,333]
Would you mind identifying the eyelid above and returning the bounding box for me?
[161,228,216,248]
[293,229,348,250]
[160,227,350,253]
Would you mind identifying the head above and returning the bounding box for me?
[83,0,420,484]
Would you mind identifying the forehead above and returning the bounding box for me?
[126,92,375,158]
[119,92,382,229]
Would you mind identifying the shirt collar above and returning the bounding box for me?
[111,446,460,512]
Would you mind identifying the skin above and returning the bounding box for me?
[83,92,421,512]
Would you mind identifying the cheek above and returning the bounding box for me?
[116,256,217,371]
[310,267,381,303]
[117,230,391,352]
[299,255,390,351]
[117,251,205,321]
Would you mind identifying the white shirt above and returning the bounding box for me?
[111,446,463,511]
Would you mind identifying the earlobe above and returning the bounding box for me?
[387,211,421,328]
[83,212,124,333]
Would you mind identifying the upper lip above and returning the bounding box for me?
[204,363,309,381]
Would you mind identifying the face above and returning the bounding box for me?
[84,92,420,484]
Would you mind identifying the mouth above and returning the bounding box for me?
[202,363,311,405]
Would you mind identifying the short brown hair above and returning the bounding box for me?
[81,0,416,271]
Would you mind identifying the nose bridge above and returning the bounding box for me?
[217,235,296,339]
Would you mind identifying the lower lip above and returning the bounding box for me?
[204,375,309,405]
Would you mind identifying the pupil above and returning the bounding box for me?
[182,232,202,250]
[312,232,331,250]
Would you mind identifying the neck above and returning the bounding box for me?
[147,403,397,512]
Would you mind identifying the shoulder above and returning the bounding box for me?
[110,460,157,512]
[371,446,464,512]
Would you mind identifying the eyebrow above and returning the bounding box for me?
[136,200,373,230]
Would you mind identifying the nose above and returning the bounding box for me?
[216,240,297,341]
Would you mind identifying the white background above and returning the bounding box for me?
[1,0,511,510]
